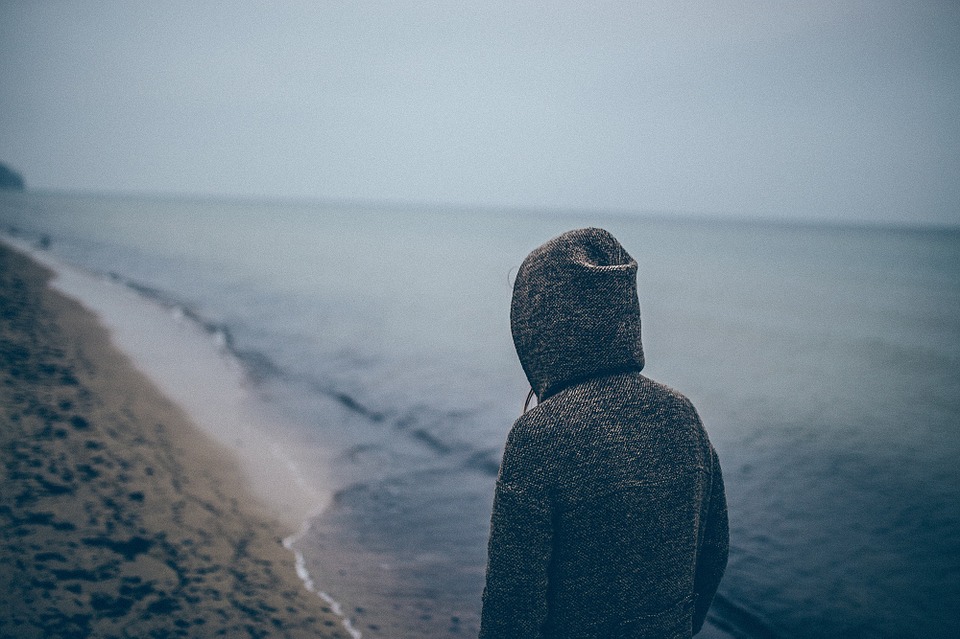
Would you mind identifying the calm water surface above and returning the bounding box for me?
[2,191,958,638]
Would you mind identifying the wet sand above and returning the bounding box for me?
[0,243,351,638]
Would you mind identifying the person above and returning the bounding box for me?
[479,228,728,638]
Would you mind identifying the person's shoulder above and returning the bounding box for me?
[497,406,562,483]
[507,402,553,441]
[502,394,577,458]
[635,373,703,422]
[639,373,693,402]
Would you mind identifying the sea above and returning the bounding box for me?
[1,190,958,638]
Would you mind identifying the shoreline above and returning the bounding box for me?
[0,243,352,637]
[4,233,331,531]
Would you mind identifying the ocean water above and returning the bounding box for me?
[2,191,958,638]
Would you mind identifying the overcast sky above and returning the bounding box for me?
[1,1,957,225]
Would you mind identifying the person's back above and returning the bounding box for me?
[480,228,728,638]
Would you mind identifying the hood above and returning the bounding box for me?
[511,227,645,401]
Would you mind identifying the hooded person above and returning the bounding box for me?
[479,228,728,639]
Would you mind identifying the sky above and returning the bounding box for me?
[1,1,958,225]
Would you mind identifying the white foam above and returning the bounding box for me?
[284,527,363,639]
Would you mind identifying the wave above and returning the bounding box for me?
[97,263,502,481]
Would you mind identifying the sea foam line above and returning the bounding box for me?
[284,523,363,639]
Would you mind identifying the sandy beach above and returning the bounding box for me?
[0,244,351,638]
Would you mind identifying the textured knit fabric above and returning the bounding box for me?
[480,228,728,639]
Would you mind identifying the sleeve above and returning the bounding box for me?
[478,425,554,639]
[692,446,730,634]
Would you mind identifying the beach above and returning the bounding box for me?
[0,243,351,638]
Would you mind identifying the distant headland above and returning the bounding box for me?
[0,163,25,190]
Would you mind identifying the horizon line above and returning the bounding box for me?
[4,185,958,233]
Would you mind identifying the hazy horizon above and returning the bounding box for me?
[2,1,958,227]
[9,186,958,233]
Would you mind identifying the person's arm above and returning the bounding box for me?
[479,424,553,639]
[692,446,730,634]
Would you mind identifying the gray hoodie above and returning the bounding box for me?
[480,228,728,638]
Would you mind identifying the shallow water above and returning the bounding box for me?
[3,191,958,638]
